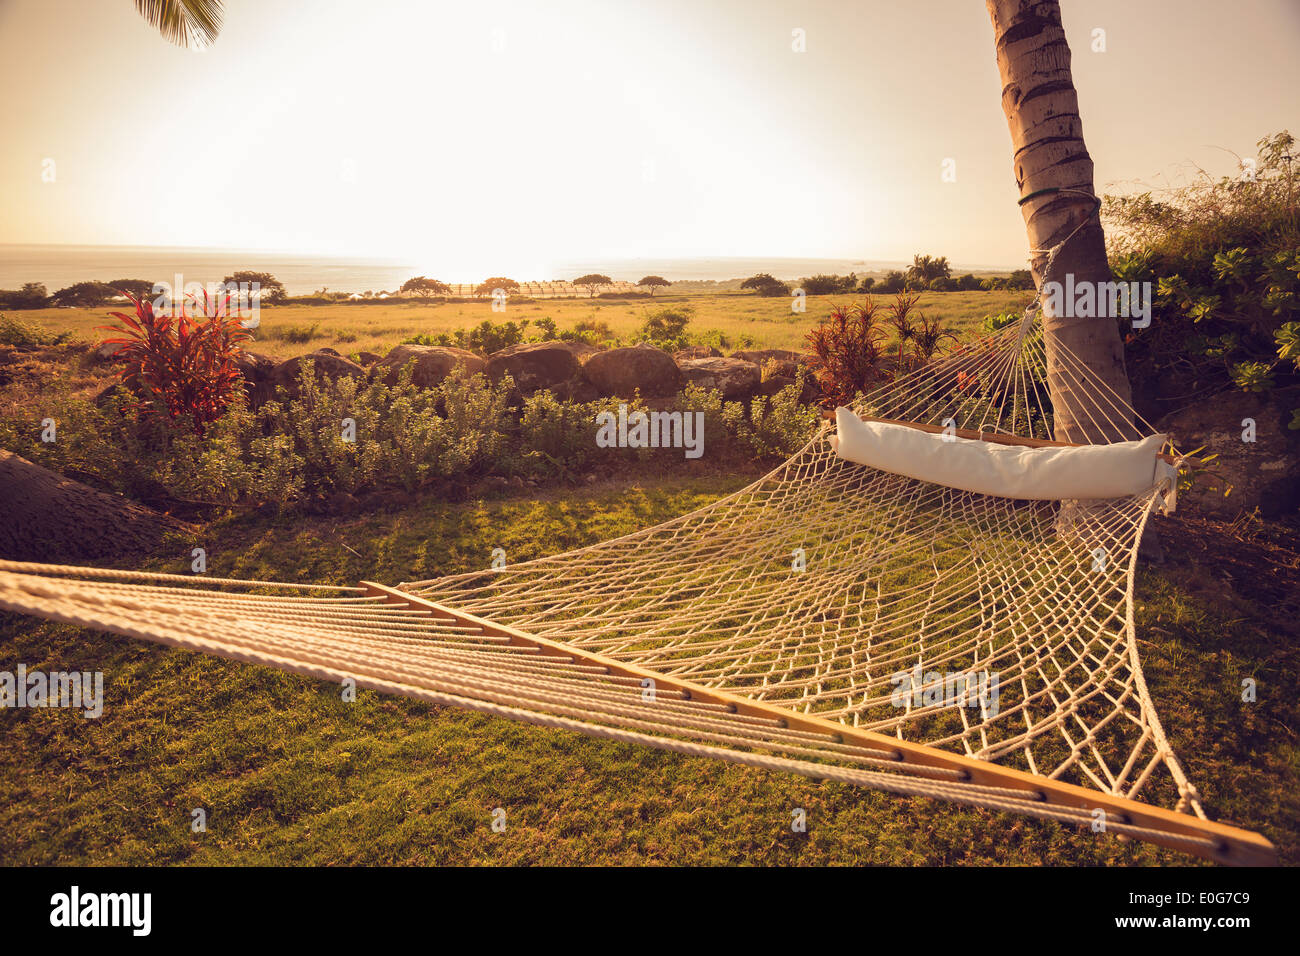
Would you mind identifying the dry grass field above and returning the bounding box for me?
[18,290,1029,359]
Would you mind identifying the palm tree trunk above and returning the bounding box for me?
[986,0,1138,443]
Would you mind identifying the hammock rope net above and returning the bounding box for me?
[0,313,1276,865]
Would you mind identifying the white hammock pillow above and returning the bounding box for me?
[831,408,1170,501]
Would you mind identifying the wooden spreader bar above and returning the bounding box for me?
[362,582,1276,866]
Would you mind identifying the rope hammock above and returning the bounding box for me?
[0,310,1277,865]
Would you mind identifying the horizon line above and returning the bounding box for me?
[0,241,1024,274]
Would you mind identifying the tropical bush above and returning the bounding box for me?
[874,270,907,294]
[690,327,756,352]
[723,369,820,456]
[265,323,323,344]
[1103,131,1298,421]
[639,307,693,349]
[560,319,615,345]
[805,294,956,407]
[405,318,531,354]
[0,313,71,348]
[1,362,817,512]
[805,300,888,407]
[99,291,251,432]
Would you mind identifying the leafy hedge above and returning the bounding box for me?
[1104,131,1299,426]
[0,363,818,512]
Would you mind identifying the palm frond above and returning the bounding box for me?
[134,0,224,49]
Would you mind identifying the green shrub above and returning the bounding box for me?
[980,311,1020,335]
[559,319,615,346]
[514,390,606,477]
[639,307,693,349]
[675,384,730,451]
[1104,130,1298,409]
[690,327,756,352]
[266,323,323,344]
[1,349,823,514]
[0,314,71,348]
[530,316,558,341]
[405,319,530,354]
[723,371,819,457]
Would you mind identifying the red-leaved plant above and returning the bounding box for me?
[99,290,250,433]
[805,293,957,407]
[804,299,889,407]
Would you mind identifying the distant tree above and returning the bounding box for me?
[221,271,287,304]
[1007,269,1036,290]
[0,282,49,309]
[956,273,982,292]
[740,273,790,297]
[906,255,951,287]
[573,274,613,297]
[110,279,157,300]
[400,276,452,298]
[637,275,671,296]
[800,274,857,296]
[875,271,907,295]
[51,281,115,308]
[474,277,521,297]
[857,276,876,293]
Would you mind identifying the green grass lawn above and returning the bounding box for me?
[1,475,1294,865]
[18,290,1029,360]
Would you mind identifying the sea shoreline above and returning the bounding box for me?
[0,243,1018,297]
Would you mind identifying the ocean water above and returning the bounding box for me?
[0,244,922,297]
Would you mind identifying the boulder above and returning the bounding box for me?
[233,350,279,406]
[800,373,823,405]
[758,372,822,405]
[561,341,603,364]
[583,344,683,398]
[678,357,761,400]
[373,344,485,388]
[674,345,722,361]
[485,342,583,394]
[355,351,383,366]
[93,341,128,363]
[758,374,795,398]
[732,348,804,379]
[1157,391,1300,517]
[270,350,366,399]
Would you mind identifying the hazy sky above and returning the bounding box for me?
[1,0,1296,276]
